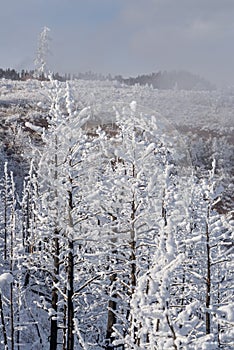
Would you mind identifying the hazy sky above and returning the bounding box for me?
[1,0,234,87]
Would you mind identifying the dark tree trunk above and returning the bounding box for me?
[205,205,211,335]
[10,190,15,350]
[66,240,74,350]
[50,232,60,350]
[50,138,60,350]
[129,163,138,344]
[10,283,14,350]
[166,312,178,350]
[105,273,117,348]
[62,286,67,350]
[66,188,74,350]
[105,210,118,348]
[0,293,8,349]
[4,167,8,260]
[4,192,7,260]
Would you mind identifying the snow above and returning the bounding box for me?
[25,121,44,133]
[0,272,13,289]
[129,100,137,112]
[218,304,234,322]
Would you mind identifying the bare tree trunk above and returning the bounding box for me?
[50,137,60,350]
[4,163,8,260]
[24,190,30,253]
[162,188,167,227]
[10,173,15,350]
[66,188,74,350]
[16,280,20,350]
[4,191,7,260]
[105,211,118,349]
[10,272,14,349]
[66,241,74,350]
[205,204,211,335]
[50,232,60,350]
[217,269,221,349]
[62,286,67,350]
[0,293,8,349]
[155,187,168,336]
[166,313,178,350]
[129,163,138,345]
[105,272,117,349]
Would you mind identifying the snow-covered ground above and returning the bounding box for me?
[1,78,233,212]
[1,79,233,159]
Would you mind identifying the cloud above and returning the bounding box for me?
[121,0,234,41]
[1,0,234,85]
[114,0,234,85]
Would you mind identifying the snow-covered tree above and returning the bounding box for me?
[34,26,51,79]
[1,76,233,349]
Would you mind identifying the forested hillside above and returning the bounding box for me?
[0,78,233,349]
[0,67,215,91]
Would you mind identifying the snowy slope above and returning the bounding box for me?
[0,78,233,210]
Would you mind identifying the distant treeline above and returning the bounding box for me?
[0,68,215,90]
[0,68,68,82]
[0,68,108,81]
[115,71,216,91]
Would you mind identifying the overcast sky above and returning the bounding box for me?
[1,0,234,87]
